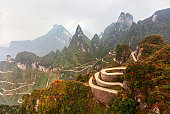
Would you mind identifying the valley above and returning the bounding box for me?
[0,7,169,113]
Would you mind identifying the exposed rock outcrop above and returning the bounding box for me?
[119,8,170,50]
[101,12,134,56]
[134,35,166,61]
[17,62,27,70]
[115,44,131,64]
[117,12,133,31]
[38,65,49,72]
[7,55,14,63]
[69,25,91,52]
[91,34,101,50]
[134,46,143,61]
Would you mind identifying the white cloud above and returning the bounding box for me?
[0,0,169,45]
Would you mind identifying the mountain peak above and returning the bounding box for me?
[75,25,83,35]
[47,24,70,35]
[91,34,101,50]
[69,25,91,52]
[99,32,103,38]
[52,24,64,29]
[91,34,100,43]
[93,34,99,39]
[49,24,66,33]
[151,8,170,23]
[118,12,133,26]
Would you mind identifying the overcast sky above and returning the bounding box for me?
[0,0,169,45]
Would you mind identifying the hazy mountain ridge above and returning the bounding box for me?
[101,12,134,56]
[17,35,170,113]
[0,8,170,112]
[119,8,170,50]
[1,8,170,61]
[0,25,72,61]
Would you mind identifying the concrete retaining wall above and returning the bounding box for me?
[89,77,117,104]
[95,72,123,88]
[101,67,126,81]
[91,87,116,104]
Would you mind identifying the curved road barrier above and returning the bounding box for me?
[89,65,130,104]
[131,52,137,62]
[89,77,118,104]
[95,72,123,88]
[89,77,118,94]
[101,67,126,81]
[18,99,23,104]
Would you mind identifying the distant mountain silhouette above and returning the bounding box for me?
[0,24,72,61]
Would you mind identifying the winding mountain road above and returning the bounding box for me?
[0,70,13,74]
[46,72,51,87]
[2,82,35,92]
[63,61,96,73]
[95,72,123,87]
[89,51,138,104]
[89,67,126,94]
[0,81,14,85]
[1,51,137,104]
[0,75,36,96]
[89,77,118,94]
[131,52,137,62]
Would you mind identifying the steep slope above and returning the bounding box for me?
[52,25,95,70]
[120,8,170,50]
[15,51,40,65]
[18,35,170,113]
[0,25,71,61]
[38,51,57,67]
[134,35,167,61]
[83,30,94,39]
[0,60,59,105]
[98,32,103,38]
[145,45,170,67]
[1,34,169,113]
[101,12,133,56]
[124,37,170,113]
[91,34,101,50]
[69,25,91,52]
[115,44,131,64]
[19,80,106,113]
[122,34,167,66]
[32,24,71,56]
[91,34,102,57]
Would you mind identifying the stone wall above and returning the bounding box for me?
[91,87,116,105]
[100,67,126,81]
[95,72,123,88]
[89,77,117,105]
[101,73,124,81]
[89,67,127,105]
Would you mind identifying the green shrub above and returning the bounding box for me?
[108,96,137,114]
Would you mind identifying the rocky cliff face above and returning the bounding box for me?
[101,12,133,56]
[102,12,133,41]
[69,25,91,52]
[117,12,133,31]
[115,44,131,64]
[91,34,101,50]
[119,8,170,50]
[134,35,166,61]
[134,46,143,61]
